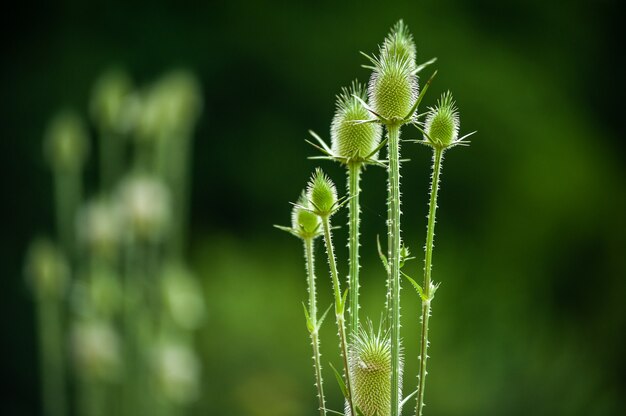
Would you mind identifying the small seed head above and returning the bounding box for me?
[291,192,321,239]
[424,91,459,148]
[24,238,69,300]
[44,110,89,173]
[90,67,134,133]
[306,168,338,217]
[71,320,121,381]
[331,81,382,162]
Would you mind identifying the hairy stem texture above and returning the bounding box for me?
[321,218,356,416]
[387,124,402,416]
[304,238,327,416]
[416,148,444,416]
[348,163,362,336]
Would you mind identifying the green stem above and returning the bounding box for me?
[99,130,123,191]
[321,218,355,416]
[37,296,67,416]
[54,170,82,258]
[416,147,444,416]
[304,237,326,416]
[347,162,362,335]
[387,124,402,416]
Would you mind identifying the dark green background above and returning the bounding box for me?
[2,0,624,414]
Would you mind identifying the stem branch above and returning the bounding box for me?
[348,163,361,335]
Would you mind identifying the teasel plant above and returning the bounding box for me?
[279,20,473,416]
[26,67,205,416]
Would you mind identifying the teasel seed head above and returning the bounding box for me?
[347,322,401,416]
[307,168,338,218]
[368,24,419,123]
[76,197,122,260]
[331,81,383,163]
[291,192,321,240]
[424,91,460,149]
[24,238,69,300]
[90,67,134,134]
[44,110,90,173]
[71,319,121,382]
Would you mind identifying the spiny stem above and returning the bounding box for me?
[304,238,327,416]
[348,162,362,335]
[387,123,402,416]
[416,147,444,416]
[321,218,356,416]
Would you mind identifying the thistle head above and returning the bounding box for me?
[90,67,134,134]
[76,197,122,260]
[347,322,401,416]
[330,81,382,162]
[71,320,121,382]
[368,24,419,122]
[424,91,460,149]
[44,110,89,173]
[291,192,321,239]
[306,168,338,217]
[24,238,69,300]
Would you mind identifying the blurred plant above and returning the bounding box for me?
[278,20,473,416]
[25,68,205,416]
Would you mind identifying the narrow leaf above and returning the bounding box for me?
[329,363,348,399]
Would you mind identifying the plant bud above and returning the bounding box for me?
[424,91,459,148]
[24,238,69,300]
[331,82,382,162]
[368,57,418,122]
[154,341,201,404]
[307,168,338,217]
[162,263,206,331]
[71,320,121,381]
[44,110,89,173]
[381,20,416,68]
[76,197,122,259]
[90,67,134,134]
[291,192,321,239]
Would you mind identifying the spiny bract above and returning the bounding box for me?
[346,323,400,416]
[291,192,321,239]
[368,23,419,121]
[424,91,459,148]
[307,168,338,217]
[330,81,382,162]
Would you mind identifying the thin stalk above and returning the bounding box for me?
[37,296,67,416]
[54,170,82,258]
[387,124,402,416]
[347,162,362,335]
[416,148,444,416]
[321,218,355,416]
[99,130,123,191]
[304,237,327,416]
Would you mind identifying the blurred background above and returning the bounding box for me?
[1,0,625,415]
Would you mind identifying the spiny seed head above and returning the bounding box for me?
[330,81,382,162]
[369,56,418,122]
[381,20,417,67]
[90,67,133,133]
[346,322,401,416]
[368,23,419,122]
[424,91,459,148]
[307,168,338,217]
[44,110,89,173]
[291,192,321,239]
[24,238,69,300]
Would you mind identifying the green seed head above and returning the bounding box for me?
[347,323,400,416]
[331,81,382,162]
[424,91,459,148]
[72,320,121,382]
[307,168,338,217]
[382,20,417,67]
[369,57,418,122]
[368,23,419,122]
[291,192,321,239]
[76,197,122,260]
[24,238,69,300]
[44,110,90,173]
[90,67,133,133]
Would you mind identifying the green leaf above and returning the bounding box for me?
[402,271,426,301]
[329,362,348,399]
[376,235,389,273]
[317,304,332,332]
[403,69,438,121]
[302,302,315,333]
